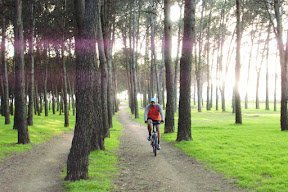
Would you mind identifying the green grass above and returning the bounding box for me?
[0,111,75,162]
[131,102,288,192]
[64,114,123,192]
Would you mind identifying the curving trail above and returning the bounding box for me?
[113,103,246,192]
[0,131,73,192]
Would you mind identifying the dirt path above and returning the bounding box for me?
[113,103,246,192]
[0,103,246,192]
[0,131,73,192]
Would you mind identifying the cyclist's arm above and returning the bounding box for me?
[157,104,164,121]
[144,105,151,121]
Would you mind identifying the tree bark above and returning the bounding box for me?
[27,2,34,125]
[52,85,56,114]
[101,0,114,128]
[174,2,182,113]
[255,24,263,110]
[273,0,288,131]
[14,0,30,143]
[149,0,161,103]
[66,0,95,181]
[235,0,242,124]
[219,5,226,112]
[97,0,109,138]
[164,0,175,133]
[121,22,133,111]
[2,0,10,125]
[274,52,278,111]
[177,0,195,142]
[196,0,206,113]
[206,4,212,111]
[266,25,271,110]
[35,83,40,115]
[132,0,139,119]
[44,43,49,117]
[128,9,135,115]
[245,21,257,109]
[61,0,69,127]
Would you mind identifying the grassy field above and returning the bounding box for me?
[132,103,288,192]
[0,111,75,162]
[64,115,123,192]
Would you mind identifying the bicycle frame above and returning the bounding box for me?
[151,122,158,156]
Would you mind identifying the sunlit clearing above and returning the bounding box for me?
[171,4,182,22]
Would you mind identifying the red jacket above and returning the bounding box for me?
[144,104,164,121]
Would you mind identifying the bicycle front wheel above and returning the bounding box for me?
[153,136,158,156]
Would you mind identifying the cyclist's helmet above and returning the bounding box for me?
[151,98,156,102]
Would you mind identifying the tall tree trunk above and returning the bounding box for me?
[91,0,105,150]
[111,19,119,113]
[128,9,135,115]
[67,77,75,116]
[210,46,216,109]
[62,0,69,127]
[59,88,63,115]
[1,83,4,116]
[44,44,49,117]
[65,0,96,181]
[72,81,76,115]
[0,82,2,116]
[219,5,226,112]
[274,52,278,111]
[14,0,30,143]
[132,0,139,118]
[112,54,119,112]
[35,83,40,115]
[273,0,288,131]
[27,2,34,125]
[107,20,114,124]
[102,0,114,128]
[149,0,161,103]
[97,1,109,138]
[177,0,195,142]
[174,2,182,113]
[266,25,271,110]
[206,4,212,111]
[121,22,132,111]
[255,24,263,110]
[245,21,257,109]
[196,0,205,113]
[10,95,13,116]
[160,34,165,109]
[164,0,175,133]
[235,0,242,124]
[52,85,56,114]
[56,87,59,112]
[62,49,69,126]
[256,51,265,110]
[2,1,10,124]
[216,55,219,111]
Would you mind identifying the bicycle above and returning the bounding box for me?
[149,121,159,156]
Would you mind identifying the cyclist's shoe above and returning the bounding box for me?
[147,136,151,141]
[157,144,161,150]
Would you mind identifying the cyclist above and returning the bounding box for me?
[144,98,164,150]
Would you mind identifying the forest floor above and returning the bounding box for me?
[0,103,246,192]
[113,103,246,192]
[0,131,73,192]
